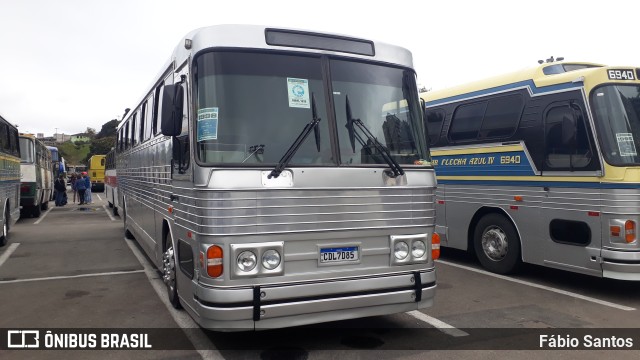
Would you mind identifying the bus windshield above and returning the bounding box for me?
[19,137,34,163]
[194,51,427,166]
[591,84,640,166]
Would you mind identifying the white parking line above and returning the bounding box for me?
[102,205,116,221]
[406,310,469,337]
[33,207,53,224]
[438,260,636,311]
[97,194,102,201]
[0,243,20,267]
[123,237,222,360]
[0,269,144,284]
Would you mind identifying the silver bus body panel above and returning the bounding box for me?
[439,182,640,279]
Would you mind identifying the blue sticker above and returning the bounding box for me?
[197,107,218,141]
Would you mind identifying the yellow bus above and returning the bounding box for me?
[88,155,106,192]
[421,60,640,280]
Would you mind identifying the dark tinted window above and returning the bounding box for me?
[0,124,8,151]
[425,109,445,145]
[131,113,138,147]
[124,122,129,150]
[449,102,486,142]
[140,102,147,143]
[479,94,523,138]
[550,219,591,245]
[544,104,593,170]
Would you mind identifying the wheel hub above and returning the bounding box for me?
[481,227,509,261]
[163,247,176,288]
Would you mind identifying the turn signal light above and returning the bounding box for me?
[431,233,441,260]
[206,245,223,277]
[610,225,621,237]
[625,221,636,243]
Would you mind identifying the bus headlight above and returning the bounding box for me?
[237,251,257,272]
[229,241,284,278]
[394,241,409,260]
[411,240,427,258]
[262,249,281,270]
[390,234,430,265]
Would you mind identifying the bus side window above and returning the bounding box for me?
[544,104,592,170]
[140,101,147,143]
[449,102,486,142]
[425,109,445,145]
[0,124,8,151]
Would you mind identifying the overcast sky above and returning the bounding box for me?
[1,0,637,136]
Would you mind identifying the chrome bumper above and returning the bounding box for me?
[190,270,436,330]
[602,248,640,280]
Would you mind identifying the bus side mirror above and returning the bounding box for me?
[161,84,184,136]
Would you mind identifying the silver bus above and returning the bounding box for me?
[19,133,52,217]
[0,115,21,246]
[117,24,437,330]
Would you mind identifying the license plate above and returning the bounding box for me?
[319,246,359,263]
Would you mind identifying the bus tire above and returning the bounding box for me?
[0,207,8,247]
[473,213,521,274]
[163,233,181,309]
[32,202,42,218]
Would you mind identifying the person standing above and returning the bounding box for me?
[83,172,92,204]
[76,173,87,205]
[54,174,66,206]
[70,173,78,204]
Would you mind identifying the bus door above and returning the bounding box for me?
[541,100,602,276]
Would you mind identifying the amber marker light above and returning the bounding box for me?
[625,221,636,243]
[514,195,523,202]
[610,225,621,237]
[168,206,173,214]
[207,245,223,277]
[431,233,441,260]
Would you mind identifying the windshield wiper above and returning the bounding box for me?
[345,95,404,177]
[268,93,321,179]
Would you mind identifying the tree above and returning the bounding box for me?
[96,119,119,139]
[86,127,96,137]
[84,136,115,163]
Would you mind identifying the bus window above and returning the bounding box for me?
[449,102,486,142]
[544,104,592,170]
[478,94,523,139]
[425,109,445,145]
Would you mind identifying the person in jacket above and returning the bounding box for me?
[54,174,67,206]
[83,172,92,204]
[76,173,87,205]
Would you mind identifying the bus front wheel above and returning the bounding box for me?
[0,207,8,247]
[473,213,521,274]
[163,233,181,309]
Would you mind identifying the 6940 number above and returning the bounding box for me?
[608,69,635,81]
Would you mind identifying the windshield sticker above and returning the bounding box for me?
[616,133,637,156]
[287,78,310,109]
[197,107,219,141]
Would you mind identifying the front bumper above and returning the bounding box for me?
[188,269,436,330]
[602,248,640,280]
